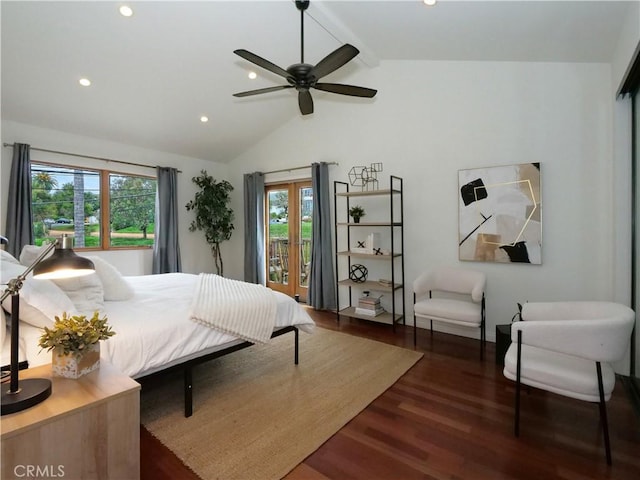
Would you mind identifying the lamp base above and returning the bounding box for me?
[1,378,52,415]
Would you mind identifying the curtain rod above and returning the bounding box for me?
[2,143,182,173]
[263,161,338,175]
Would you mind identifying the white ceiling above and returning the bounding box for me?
[1,1,634,163]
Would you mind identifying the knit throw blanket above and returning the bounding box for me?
[189,274,277,344]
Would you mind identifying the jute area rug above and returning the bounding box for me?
[140,327,423,480]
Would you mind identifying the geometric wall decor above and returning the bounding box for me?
[458,163,541,264]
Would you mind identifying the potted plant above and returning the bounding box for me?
[349,205,366,223]
[39,311,115,379]
[186,170,235,276]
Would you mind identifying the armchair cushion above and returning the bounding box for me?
[414,298,482,326]
[413,266,485,302]
[504,344,616,402]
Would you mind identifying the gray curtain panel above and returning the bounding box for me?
[152,167,182,273]
[243,172,265,284]
[309,162,336,310]
[6,143,34,258]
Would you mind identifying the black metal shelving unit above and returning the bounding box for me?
[333,176,406,332]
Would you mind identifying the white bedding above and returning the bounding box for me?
[2,273,315,378]
[99,273,313,377]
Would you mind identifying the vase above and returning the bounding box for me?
[52,342,100,379]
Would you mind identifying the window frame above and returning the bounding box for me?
[30,160,156,251]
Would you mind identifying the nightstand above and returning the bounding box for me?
[1,360,140,479]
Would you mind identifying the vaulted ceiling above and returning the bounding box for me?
[1,1,633,163]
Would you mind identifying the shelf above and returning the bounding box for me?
[334,175,406,336]
[337,222,402,227]
[338,279,402,292]
[335,189,401,198]
[338,307,403,325]
[337,250,402,259]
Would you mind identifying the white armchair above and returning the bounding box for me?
[413,266,486,357]
[503,301,635,465]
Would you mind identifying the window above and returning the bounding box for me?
[31,162,156,249]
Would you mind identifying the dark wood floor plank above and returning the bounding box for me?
[141,310,640,480]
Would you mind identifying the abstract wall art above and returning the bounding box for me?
[458,163,541,264]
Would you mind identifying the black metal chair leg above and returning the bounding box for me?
[515,330,522,437]
[294,327,299,365]
[596,362,612,465]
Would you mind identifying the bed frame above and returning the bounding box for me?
[137,326,299,417]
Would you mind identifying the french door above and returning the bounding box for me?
[265,181,313,302]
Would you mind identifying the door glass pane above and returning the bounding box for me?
[268,189,289,285]
[299,186,313,287]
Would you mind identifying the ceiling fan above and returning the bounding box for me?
[232,0,377,115]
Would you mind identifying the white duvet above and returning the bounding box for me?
[98,273,314,378]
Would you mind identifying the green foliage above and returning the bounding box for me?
[185,170,234,275]
[349,205,366,219]
[38,311,115,355]
[110,176,156,238]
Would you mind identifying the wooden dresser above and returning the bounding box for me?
[1,360,140,479]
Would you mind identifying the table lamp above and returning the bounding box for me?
[1,234,95,415]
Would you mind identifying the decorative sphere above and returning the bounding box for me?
[348,264,368,283]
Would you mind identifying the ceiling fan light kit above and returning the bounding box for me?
[233,0,376,115]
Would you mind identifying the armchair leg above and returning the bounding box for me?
[596,362,612,465]
[515,330,522,437]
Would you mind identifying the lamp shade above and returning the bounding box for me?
[32,236,95,279]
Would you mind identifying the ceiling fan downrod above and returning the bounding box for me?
[296,1,310,64]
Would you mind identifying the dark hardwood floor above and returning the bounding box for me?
[141,309,640,480]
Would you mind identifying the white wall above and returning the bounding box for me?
[228,60,617,346]
[0,120,226,275]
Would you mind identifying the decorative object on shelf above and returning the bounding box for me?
[0,234,95,415]
[459,163,541,264]
[365,233,379,253]
[349,205,365,223]
[348,163,384,191]
[348,264,368,283]
[39,311,115,379]
[356,240,366,248]
[373,248,383,255]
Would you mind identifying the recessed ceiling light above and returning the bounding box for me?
[79,78,91,87]
[423,0,437,6]
[119,5,133,17]
[200,116,209,123]
[248,72,257,80]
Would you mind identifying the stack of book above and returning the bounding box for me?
[355,296,385,317]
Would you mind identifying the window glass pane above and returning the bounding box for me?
[299,186,313,287]
[31,164,101,248]
[109,173,156,247]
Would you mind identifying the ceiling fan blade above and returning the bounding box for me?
[310,44,359,80]
[298,90,314,115]
[314,83,377,98]
[233,85,293,98]
[233,49,291,79]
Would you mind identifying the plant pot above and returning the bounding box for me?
[52,343,100,379]
[353,217,360,223]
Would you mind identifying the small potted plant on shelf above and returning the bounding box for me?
[39,311,115,379]
[349,205,366,223]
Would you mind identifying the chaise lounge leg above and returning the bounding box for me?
[596,362,612,465]
[184,366,193,418]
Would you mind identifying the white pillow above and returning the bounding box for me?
[1,261,78,328]
[1,250,22,266]
[1,308,6,347]
[53,273,105,317]
[85,256,134,301]
[19,243,53,267]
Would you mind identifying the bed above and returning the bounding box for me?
[1,249,315,416]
